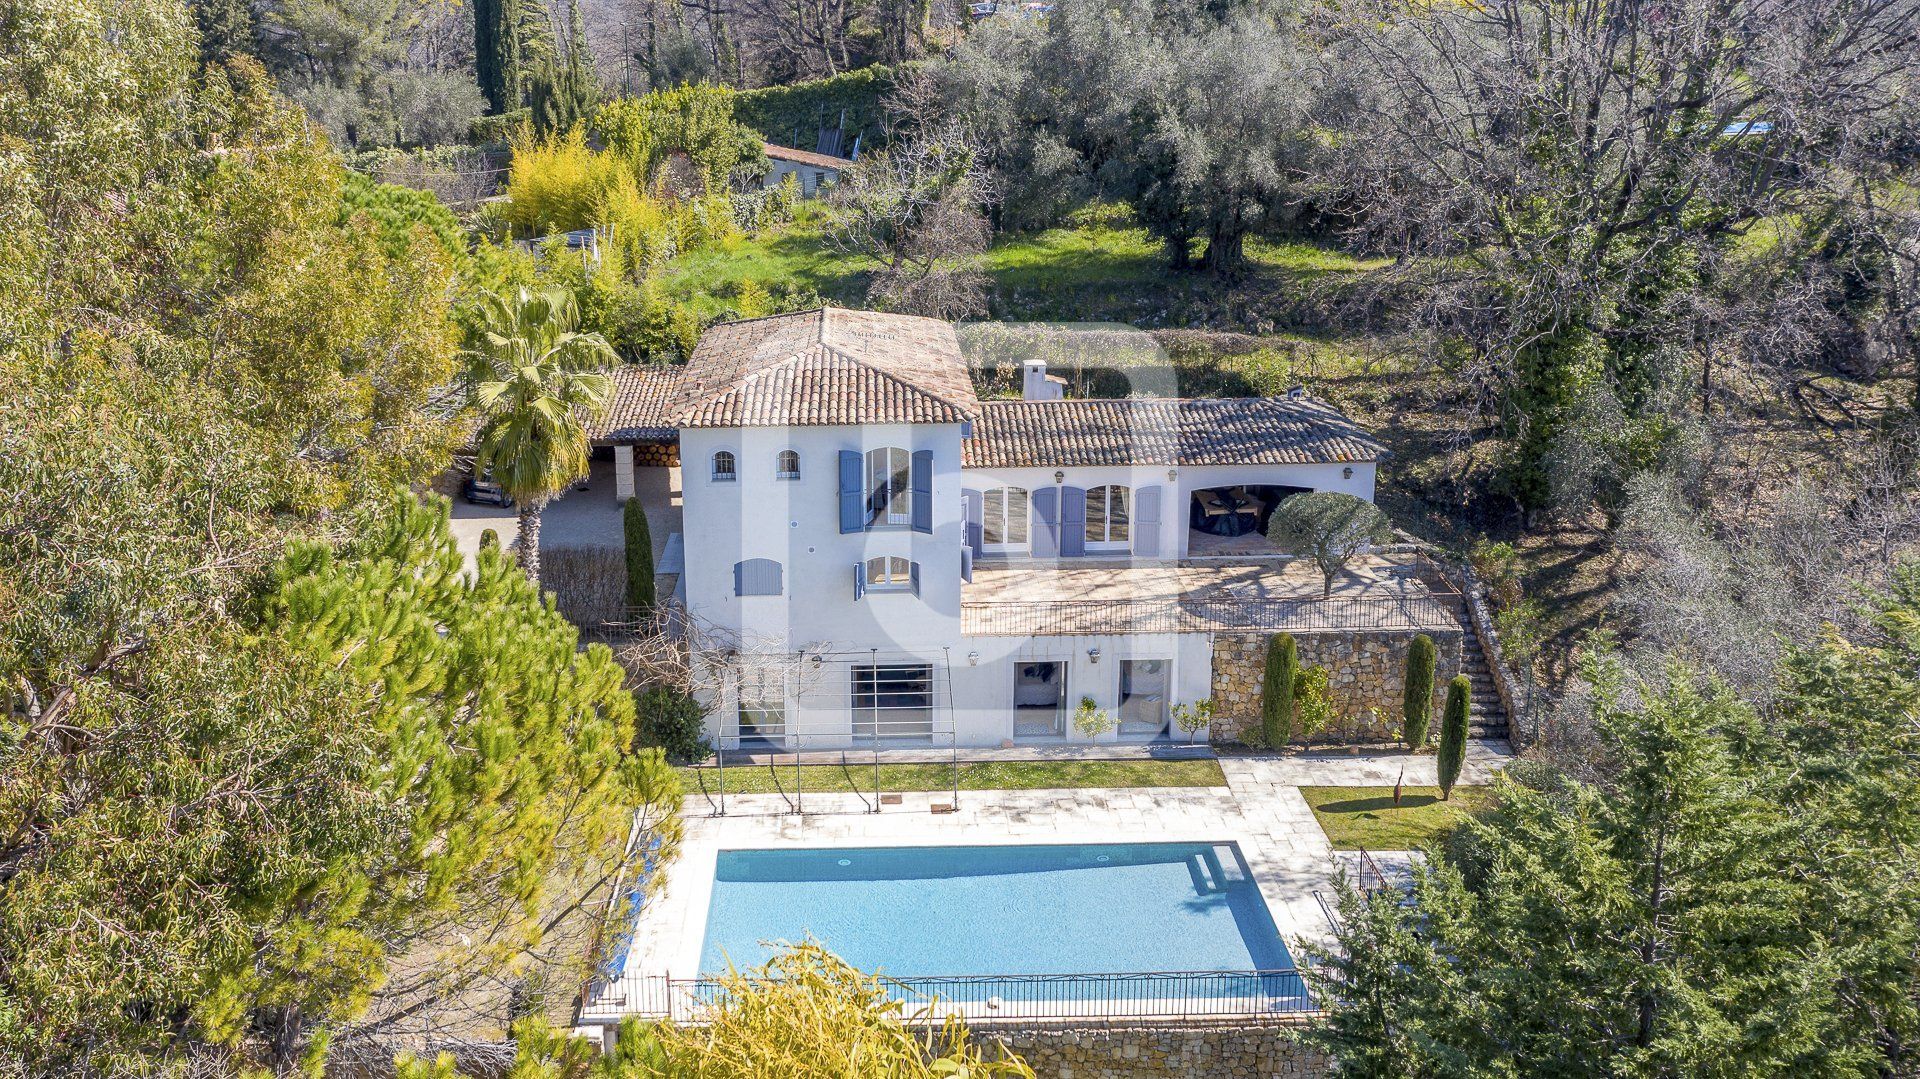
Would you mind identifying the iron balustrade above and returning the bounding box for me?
[960,592,1461,637]
[579,968,1313,1025]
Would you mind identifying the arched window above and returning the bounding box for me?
[1085,485,1131,548]
[775,449,801,480]
[711,450,736,481]
[864,555,914,593]
[983,487,1029,549]
[865,447,910,526]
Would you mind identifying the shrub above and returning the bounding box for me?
[1261,632,1298,748]
[1437,674,1471,799]
[1403,633,1437,749]
[502,126,629,236]
[540,546,626,628]
[1172,698,1215,744]
[1470,538,1524,610]
[624,496,655,611]
[637,684,708,763]
[1293,665,1335,740]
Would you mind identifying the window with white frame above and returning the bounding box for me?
[711,450,736,481]
[982,486,1029,550]
[736,667,787,743]
[775,449,801,480]
[851,664,934,740]
[864,556,913,593]
[1085,484,1131,548]
[865,447,911,526]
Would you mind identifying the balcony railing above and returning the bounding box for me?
[579,969,1313,1026]
[961,592,1461,637]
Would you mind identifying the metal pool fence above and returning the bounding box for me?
[579,968,1313,1025]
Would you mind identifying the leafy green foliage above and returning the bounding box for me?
[624,496,657,611]
[1402,634,1436,749]
[1292,665,1336,741]
[1072,695,1115,738]
[1305,597,1920,1075]
[637,685,707,764]
[595,85,767,196]
[1436,676,1470,799]
[734,65,900,151]
[1264,492,1394,599]
[400,944,1033,1077]
[1261,633,1298,748]
[340,170,468,264]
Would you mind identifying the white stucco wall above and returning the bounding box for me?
[763,159,840,196]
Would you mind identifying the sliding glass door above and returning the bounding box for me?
[1118,659,1171,739]
[1012,661,1067,738]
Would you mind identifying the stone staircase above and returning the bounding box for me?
[1454,607,1509,740]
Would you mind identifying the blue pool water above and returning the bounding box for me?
[697,842,1293,977]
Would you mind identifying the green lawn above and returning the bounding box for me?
[676,757,1226,796]
[656,200,1393,326]
[1299,785,1493,850]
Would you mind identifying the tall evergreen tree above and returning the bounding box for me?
[190,0,255,65]
[1261,633,1298,748]
[624,495,656,611]
[1402,634,1436,749]
[474,0,524,114]
[1436,674,1469,798]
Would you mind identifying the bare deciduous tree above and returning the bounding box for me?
[827,121,994,319]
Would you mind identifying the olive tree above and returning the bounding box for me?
[1265,492,1394,599]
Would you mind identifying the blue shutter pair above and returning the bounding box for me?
[838,449,934,534]
[1031,487,1087,557]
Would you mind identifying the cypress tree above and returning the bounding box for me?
[474,0,526,114]
[1403,633,1436,749]
[1261,632,1298,748]
[1437,674,1471,799]
[624,496,655,611]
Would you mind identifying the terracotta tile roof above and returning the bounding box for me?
[671,308,980,428]
[589,364,684,441]
[762,142,853,169]
[962,396,1385,468]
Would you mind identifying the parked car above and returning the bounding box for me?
[463,472,515,507]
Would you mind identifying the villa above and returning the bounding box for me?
[586,308,1501,752]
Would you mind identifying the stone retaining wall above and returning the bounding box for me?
[973,1021,1329,1078]
[1211,628,1462,745]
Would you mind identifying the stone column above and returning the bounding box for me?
[614,443,635,502]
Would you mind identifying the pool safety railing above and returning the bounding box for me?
[578,968,1312,1026]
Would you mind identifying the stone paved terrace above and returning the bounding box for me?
[961,552,1461,637]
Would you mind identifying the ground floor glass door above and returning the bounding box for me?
[1118,659,1171,739]
[1013,661,1067,738]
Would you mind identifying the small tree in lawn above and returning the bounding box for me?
[1261,633,1298,748]
[1172,699,1215,744]
[624,495,655,611]
[1403,633,1437,750]
[1073,695,1115,739]
[1265,492,1394,599]
[1437,675,1471,799]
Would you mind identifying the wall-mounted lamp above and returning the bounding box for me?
[1342,466,1354,480]
[967,651,980,666]
[1087,647,1101,664]
[810,653,823,669]
[1053,470,1066,485]
[1167,468,1179,482]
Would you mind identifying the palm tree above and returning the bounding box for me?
[465,285,617,584]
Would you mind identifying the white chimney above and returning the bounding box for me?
[1022,358,1063,401]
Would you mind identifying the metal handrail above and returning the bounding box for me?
[961,592,1462,637]
[581,967,1313,1025]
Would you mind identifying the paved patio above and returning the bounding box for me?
[447,457,682,572]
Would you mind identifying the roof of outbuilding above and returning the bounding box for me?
[961,396,1385,468]
[669,308,980,428]
[762,142,854,169]
[588,364,683,441]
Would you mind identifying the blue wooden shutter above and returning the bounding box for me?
[734,558,783,596]
[1060,486,1087,557]
[1132,485,1163,558]
[1030,487,1060,558]
[838,451,863,533]
[961,547,973,583]
[910,450,933,534]
[853,562,866,600]
[961,488,984,557]
[909,560,921,597]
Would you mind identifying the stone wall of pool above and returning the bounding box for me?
[970,1019,1330,1078]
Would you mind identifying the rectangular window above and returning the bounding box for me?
[1012,661,1067,738]
[737,668,786,744]
[983,487,1029,548]
[851,664,934,740]
[866,447,911,527]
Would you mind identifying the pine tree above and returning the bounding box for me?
[1402,633,1436,749]
[624,495,655,611]
[1436,674,1470,799]
[191,0,256,65]
[1261,632,1297,748]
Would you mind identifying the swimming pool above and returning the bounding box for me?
[697,841,1294,979]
